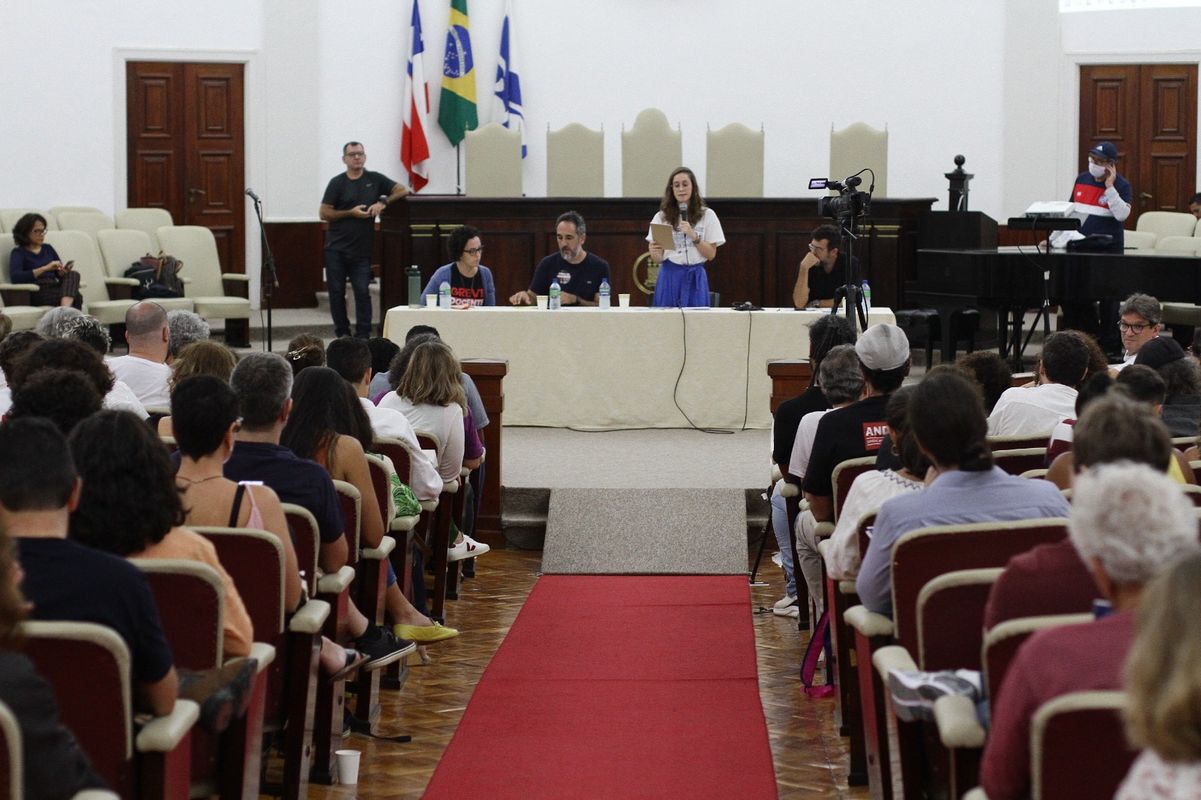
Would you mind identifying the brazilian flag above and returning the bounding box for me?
[438,0,478,146]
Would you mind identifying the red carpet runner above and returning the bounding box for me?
[423,575,777,799]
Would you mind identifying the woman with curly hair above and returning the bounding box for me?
[68,409,254,657]
[283,367,458,643]
[644,167,725,308]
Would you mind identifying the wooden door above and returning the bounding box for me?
[127,61,245,273]
[1079,63,1197,225]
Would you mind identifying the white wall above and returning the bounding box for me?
[3,0,1199,296]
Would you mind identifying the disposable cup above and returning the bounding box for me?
[425,294,437,308]
[335,749,361,785]
[618,293,631,308]
[536,295,549,309]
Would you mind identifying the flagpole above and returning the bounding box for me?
[455,143,462,195]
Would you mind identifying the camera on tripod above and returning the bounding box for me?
[809,175,870,221]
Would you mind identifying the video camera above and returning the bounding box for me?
[809,175,870,222]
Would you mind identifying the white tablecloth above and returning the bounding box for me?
[382,306,896,430]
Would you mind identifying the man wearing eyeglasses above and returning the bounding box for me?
[1113,293,1162,370]
[792,224,856,309]
[320,141,410,338]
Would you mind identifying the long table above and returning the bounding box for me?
[383,306,895,430]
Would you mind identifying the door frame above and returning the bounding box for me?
[113,47,264,310]
[1060,50,1201,204]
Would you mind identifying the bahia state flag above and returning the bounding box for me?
[401,0,431,191]
[494,0,525,157]
[438,0,478,147]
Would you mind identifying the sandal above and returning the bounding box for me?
[328,648,369,682]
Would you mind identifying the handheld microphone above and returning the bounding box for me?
[244,188,261,202]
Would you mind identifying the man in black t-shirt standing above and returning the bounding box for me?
[319,141,409,337]
[792,224,858,309]
[509,211,611,306]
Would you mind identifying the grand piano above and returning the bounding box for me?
[908,245,1201,366]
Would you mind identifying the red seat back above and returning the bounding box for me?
[1033,692,1136,800]
[373,438,415,486]
[916,568,1001,671]
[332,481,362,566]
[992,448,1049,476]
[984,613,1093,713]
[282,504,320,596]
[832,457,878,522]
[134,559,223,669]
[0,700,15,800]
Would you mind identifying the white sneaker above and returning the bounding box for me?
[448,535,491,562]
[771,552,783,568]
[773,605,800,618]
[773,595,797,611]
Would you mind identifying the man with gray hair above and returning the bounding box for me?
[508,211,610,306]
[980,461,1201,800]
[33,306,83,339]
[106,301,170,407]
[166,309,210,361]
[223,352,416,668]
[1113,292,1162,369]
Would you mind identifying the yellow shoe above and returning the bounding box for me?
[394,622,460,643]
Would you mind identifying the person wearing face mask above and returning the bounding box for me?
[645,166,725,307]
[509,211,610,306]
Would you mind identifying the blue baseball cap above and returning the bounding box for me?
[1088,141,1119,162]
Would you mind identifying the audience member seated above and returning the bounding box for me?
[61,314,147,419]
[326,336,442,500]
[1116,551,1201,798]
[766,315,854,617]
[1113,292,1163,370]
[802,322,910,526]
[403,325,491,443]
[856,370,1071,617]
[367,336,400,402]
[0,330,41,415]
[8,213,82,308]
[67,410,254,657]
[282,367,458,644]
[34,306,82,339]
[166,309,210,363]
[284,333,325,377]
[380,338,489,562]
[107,301,172,408]
[980,462,1201,800]
[954,351,1013,414]
[1133,335,1201,438]
[823,387,927,581]
[3,417,178,715]
[223,352,412,669]
[9,368,102,435]
[988,331,1090,437]
[0,312,10,343]
[782,344,864,615]
[985,393,1175,630]
[156,340,238,437]
[10,338,143,423]
[0,524,109,798]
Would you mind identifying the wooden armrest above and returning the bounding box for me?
[135,699,199,752]
[237,642,277,672]
[362,536,397,560]
[779,482,799,498]
[872,644,917,683]
[0,282,37,292]
[73,790,122,799]
[817,539,830,556]
[770,464,782,483]
[962,788,988,800]
[419,499,438,512]
[441,479,461,495]
[105,276,141,287]
[813,521,834,540]
[316,565,355,595]
[221,273,250,282]
[844,605,895,638]
[288,598,330,634]
[222,274,249,298]
[390,514,420,532]
[838,580,858,595]
[934,694,987,748]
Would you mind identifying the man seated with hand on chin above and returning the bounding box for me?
[793,224,855,310]
[510,211,610,307]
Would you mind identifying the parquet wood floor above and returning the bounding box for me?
[294,549,869,799]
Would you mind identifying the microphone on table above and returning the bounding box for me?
[245,188,261,202]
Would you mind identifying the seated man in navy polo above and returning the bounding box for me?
[508,211,611,306]
[2,417,178,716]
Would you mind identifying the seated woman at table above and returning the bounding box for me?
[421,225,496,308]
[9,213,82,308]
[645,167,725,308]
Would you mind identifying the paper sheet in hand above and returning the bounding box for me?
[650,223,677,251]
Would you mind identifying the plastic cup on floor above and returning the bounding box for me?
[335,749,361,784]
[618,293,631,308]
[536,295,549,309]
[425,294,437,308]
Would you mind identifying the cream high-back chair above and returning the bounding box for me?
[1137,211,1197,241]
[1122,230,1157,249]
[830,122,888,197]
[96,229,195,313]
[706,123,764,198]
[1155,235,1201,256]
[622,108,682,197]
[0,209,57,233]
[115,208,174,253]
[464,123,523,197]
[44,230,137,324]
[155,225,251,346]
[49,206,103,226]
[56,211,115,243]
[546,123,604,197]
[0,232,50,331]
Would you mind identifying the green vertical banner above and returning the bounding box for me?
[438,0,478,146]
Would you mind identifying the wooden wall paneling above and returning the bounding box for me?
[127,62,181,211]
[263,222,326,308]
[184,63,245,273]
[1139,63,1197,212]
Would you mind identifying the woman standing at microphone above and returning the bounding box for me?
[646,167,725,307]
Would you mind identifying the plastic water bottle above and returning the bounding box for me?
[861,280,871,316]
[438,280,451,309]
[407,265,422,308]
[598,279,611,309]
[549,279,561,310]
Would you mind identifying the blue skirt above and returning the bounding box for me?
[652,259,709,307]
